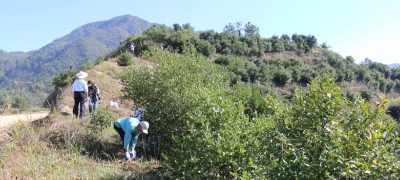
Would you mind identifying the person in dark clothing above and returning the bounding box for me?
[72,71,89,118]
[87,80,101,115]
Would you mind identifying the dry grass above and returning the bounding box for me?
[0,56,165,179]
[0,113,164,179]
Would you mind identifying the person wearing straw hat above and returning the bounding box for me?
[72,71,89,118]
[113,117,150,160]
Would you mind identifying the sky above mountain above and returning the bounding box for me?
[0,0,399,64]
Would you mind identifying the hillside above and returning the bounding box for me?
[0,14,155,106]
[0,56,165,179]
[2,21,400,178]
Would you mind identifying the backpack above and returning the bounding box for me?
[133,108,144,121]
[89,84,100,100]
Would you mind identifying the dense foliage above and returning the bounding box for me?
[117,51,134,66]
[11,96,30,111]
[120,48,400,179]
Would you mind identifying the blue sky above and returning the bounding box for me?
[0,0,399,64]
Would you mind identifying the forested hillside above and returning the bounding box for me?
[0,15,155,106]
[108,23,400,104]
[106,23,400,178]
[2,21,399,179]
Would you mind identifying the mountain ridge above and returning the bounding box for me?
[0,14,155,106]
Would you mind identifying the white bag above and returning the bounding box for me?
[110,101,119,109]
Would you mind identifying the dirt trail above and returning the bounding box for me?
[0,111,50,130]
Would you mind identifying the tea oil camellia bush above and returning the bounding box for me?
[117,50,134,66]
[119,46,229,157]
[119,47,400,179]
[89,107,114,134]
[264,77,400,179]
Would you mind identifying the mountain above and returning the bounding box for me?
[0,14,155,106]
[389,63,400,68]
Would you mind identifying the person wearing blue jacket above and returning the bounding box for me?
[114,117,150,160]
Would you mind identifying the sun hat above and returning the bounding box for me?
[76,71,88,79]
[140,121,149,134]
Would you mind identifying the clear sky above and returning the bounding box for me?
[0,0,399,64]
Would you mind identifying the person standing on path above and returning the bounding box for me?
[114,117,149,160]
[130,43,135,56]
[72,71,89,119]
[87,80,100,115]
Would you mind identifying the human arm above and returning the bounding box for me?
[123,131,133,151]
[128,132,140,151]
[84,82,89,100]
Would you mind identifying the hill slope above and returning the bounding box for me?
[0,15,155,106]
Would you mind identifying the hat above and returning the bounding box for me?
[76,71,88,79]
[140,121,149,134]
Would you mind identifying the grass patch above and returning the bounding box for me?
[0,113,165,179]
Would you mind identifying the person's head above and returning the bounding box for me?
[138,121,149,134]
[76,71,88,79]
[88,80,92,86]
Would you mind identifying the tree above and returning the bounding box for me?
[173,23,181,31]
[388,101,400,120]
[182,23,194,31]
[12,96,30,111]
[361,58,373,65]
[306,35,317,48]
[117,50,133,66]
[321,42,331,49]
[235,21,243,36]
[223,23,236,34]
[244,22,259,36]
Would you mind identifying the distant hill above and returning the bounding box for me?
[389,63,400,68]
[0,14,155,106]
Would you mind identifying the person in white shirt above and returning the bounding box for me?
[72,71,89,118]
[130,43,135,55]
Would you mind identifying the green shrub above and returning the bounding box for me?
[80,58,93,71]
[273,69,292,86]
[300,67,316,83]
[117,51,133,66]
[120,46,229,158]
[89,107,114,133]
[394,80,400,92]
[11,96,30,111]
[388,101,400,120]
[386,80,395,93]
[378,78,387,93]
[52,69,78,87]
[360,88,375,101]
[194,39,216,57]
[264,77,400,179]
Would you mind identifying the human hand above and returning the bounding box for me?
[129,150,136,159]
[125,152,131,160]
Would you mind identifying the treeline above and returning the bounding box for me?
[215,53,400,101]
[107,22,318,59]
[110,23,399,103]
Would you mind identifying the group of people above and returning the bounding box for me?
[72,71,150,161]
[72,71,101,118]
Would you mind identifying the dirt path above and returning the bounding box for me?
[0,111,50,130]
